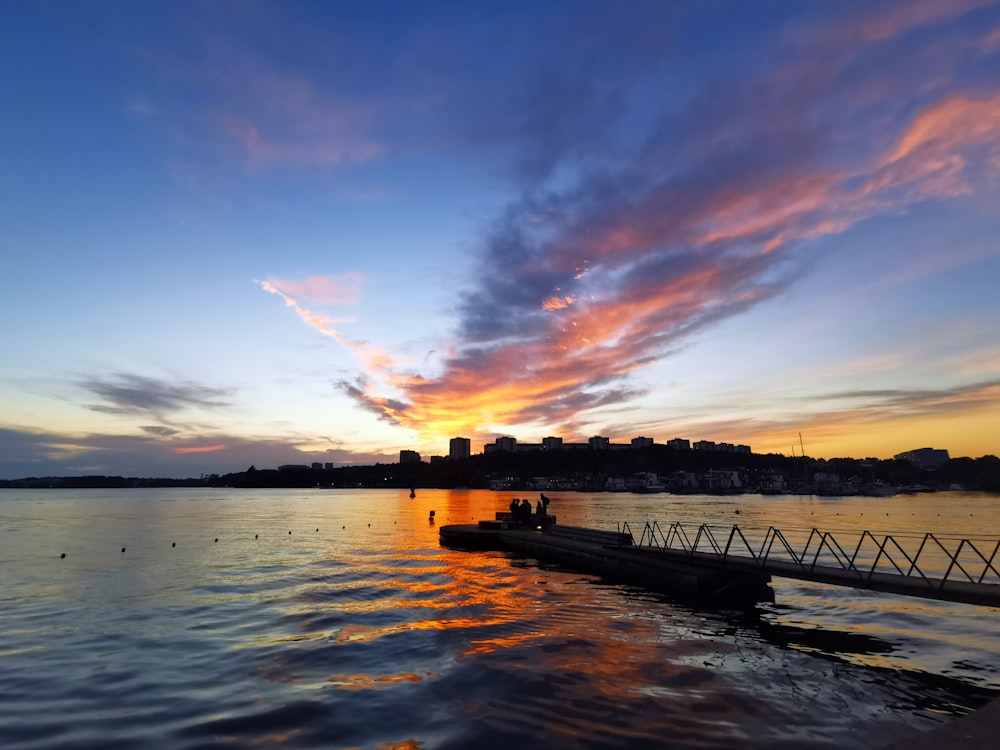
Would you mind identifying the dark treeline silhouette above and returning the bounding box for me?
[0,475,209,489]
[7,447,998,491]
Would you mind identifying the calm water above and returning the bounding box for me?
[1,488,998,749]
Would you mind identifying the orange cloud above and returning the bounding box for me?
[886,92,1000,163]
[175,444,227,454]
[542,295,574,311]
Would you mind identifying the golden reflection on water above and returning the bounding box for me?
[326,672,427,690]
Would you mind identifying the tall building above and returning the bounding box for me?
[589,436,610,450]
[542,436,564,450]
[494,436,517,452]
[449,437,471,459]
[667,438,691,450]
[399,449,421,464]
[631,436,654,449]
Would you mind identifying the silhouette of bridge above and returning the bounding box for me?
[621,521,1000,607]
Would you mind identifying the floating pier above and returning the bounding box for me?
[439,515,773,601]
[443,515,1000,608]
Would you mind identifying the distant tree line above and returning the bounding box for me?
[3,449,998,492]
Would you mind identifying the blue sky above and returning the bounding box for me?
[2,0,999,477]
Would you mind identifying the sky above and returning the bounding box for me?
[2,0,1000,478]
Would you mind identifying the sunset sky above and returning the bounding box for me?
[2,0,1000,478]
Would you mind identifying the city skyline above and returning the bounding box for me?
[2,0,1000,478]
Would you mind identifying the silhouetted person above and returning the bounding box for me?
[509,497,519,523]
[536,499,545,518]
[519,498,532,527]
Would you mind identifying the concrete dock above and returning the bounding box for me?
[439,519,773,601]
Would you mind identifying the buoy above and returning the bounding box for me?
[255,534,258,539]
[429,510,435,517]
[215,538,218,543]
[316,528,319,532]
[172,542,176,547]
[342,525,345,529]
[121,547,126,553]
[288,531,292,535]
[60,553,66,559]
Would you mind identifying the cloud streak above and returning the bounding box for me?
[79,373,234,419]
[264,274,366,305]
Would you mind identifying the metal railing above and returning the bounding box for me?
[617,521,1000,589]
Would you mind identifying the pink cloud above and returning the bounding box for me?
[265,274,366,305]
[886,92,1000,163]
[223,116,383,170]
[841,0,996,43]
[257,280,400,389]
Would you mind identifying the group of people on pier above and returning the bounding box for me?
[507,493,551,528]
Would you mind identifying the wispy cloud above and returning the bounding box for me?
[78,373,234,419]
[263,274,366,305]
[142,22,385,172]
[257,280,400,387]
[840,0,996,43]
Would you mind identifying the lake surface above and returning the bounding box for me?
[1,488,998,749]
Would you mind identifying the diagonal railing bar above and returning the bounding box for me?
[665,522,695,554]
[907,534,932,578]
[723,525,760,564]
[805,531,862,576]
[941,538,984,586]
[849,530,885,570]
[951,539,1000,585]
[692,525,724,556]
[943,539,972,586]
[924,534,971,587]
[637,521,663,550]
[869,534,924,582]
[979,540,1000,584]
[760,527,802,565]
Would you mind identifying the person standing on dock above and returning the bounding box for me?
[519,498,532,527]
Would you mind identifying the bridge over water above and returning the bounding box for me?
[622,521,1000,607]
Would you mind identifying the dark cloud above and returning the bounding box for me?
[335,378,408,425]
[0,427,394,480]
[141,425,182,437]
[78,373,235,418]
[813,379,1000,412]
